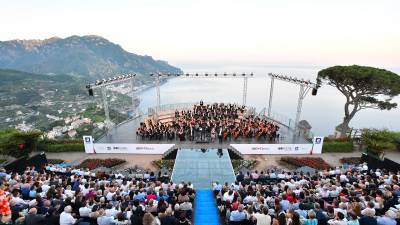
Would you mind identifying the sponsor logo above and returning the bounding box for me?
[277,146,292,151]
[251,147,270,151]
[136,146,155,150]
[84,137,91,143]
[315,138,322,144]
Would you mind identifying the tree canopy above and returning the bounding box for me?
[317,65,400,136]
[0,128,43,158]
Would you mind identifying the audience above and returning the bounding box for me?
[214,163,399,225]
[0,164,194,225]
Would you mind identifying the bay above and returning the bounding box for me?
[136,65,400,136]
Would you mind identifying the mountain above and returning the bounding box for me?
[0,35,182,81]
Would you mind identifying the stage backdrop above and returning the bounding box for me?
[230,136,324,155]
[83,136,175,154]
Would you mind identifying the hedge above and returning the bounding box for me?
[39,143,84,152]
[322,141,353,153]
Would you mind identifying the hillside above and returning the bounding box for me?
[0,35,182,81]
[0,69,130,134]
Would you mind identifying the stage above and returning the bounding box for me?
[84,114,323,155]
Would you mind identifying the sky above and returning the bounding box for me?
[1,0,399,70]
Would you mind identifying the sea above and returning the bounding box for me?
[135,65,400,136]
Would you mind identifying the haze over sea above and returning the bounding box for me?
[137,64,400,136]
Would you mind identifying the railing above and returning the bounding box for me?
[258,107,315,140]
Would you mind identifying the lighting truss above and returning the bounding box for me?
[85,73,138,134]
[86,73,136,89]
[267,73,318,137]
[150,72,254,78]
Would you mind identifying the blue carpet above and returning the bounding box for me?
[194,189,220,225]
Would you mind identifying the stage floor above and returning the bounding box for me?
[171,149,236,189]
[97,115,311,148]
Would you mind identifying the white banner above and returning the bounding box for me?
[311,136,324,154]
[83,136,94,153]
[230,143,316,154]
[87,143,175,154]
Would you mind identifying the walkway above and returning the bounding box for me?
[194,190,220,225]
[171,149,236,189]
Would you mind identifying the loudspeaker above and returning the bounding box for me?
[312,88,318,96]
[88,88,94,96]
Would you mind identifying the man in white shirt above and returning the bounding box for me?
[79,204,91,217]
[105,203,119,218]
[253,207,272,225]
[223,190,234,203]
[60,206,76,225]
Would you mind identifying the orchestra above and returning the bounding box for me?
[136,102,280,142]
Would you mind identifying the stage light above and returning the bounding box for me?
[205,73,209,76]
[312,88,318,95]
[233,73,237,76]
[223,73,227,76]
[242,73,246,76]
[250,73,254,76]
[150,74,154,76]
[214,73,218,76]
[186,73,190,76]
[195,73,199,76]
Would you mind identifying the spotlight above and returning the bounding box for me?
[214,73,218,76]
[205,73,209,76]
[186,73,190,76]
[242,73,246,76]
[312,88,318,96]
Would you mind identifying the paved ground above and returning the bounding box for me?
[45,150,400,172]
[244,151,400,171]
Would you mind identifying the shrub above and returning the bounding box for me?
[281,157,331,170]
[152,160,175,170]
[79,158,125,170]
[39,143,84,152]
[231,160,258,171]
[324,137,350,142]
[362,129,397,153]
[322,141,353,153]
